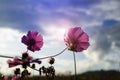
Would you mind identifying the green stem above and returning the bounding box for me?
[73,51,77,80]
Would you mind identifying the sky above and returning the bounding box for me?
[0,0,120,75]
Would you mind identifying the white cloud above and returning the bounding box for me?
[38,19,74,49]
[66,0,120,28]
[0,27,24,55]
[83,23,120,73]
[0,27,25,75]
[87,0,120,21]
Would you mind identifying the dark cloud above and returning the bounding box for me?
[0,0,102,32]
[86,23,120,61]
[0,0,44,32]
[0,0,119,34]
[107,23,120,49]
[102,19,120,27]
[69,0,100,8]
[94,30,111,53]
[31,0,99,9]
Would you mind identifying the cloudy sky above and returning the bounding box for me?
[0,0,120,75]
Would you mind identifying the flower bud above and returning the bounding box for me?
[48,57,55,65]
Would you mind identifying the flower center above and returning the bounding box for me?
[69,42,75,51]
[68,41,77,51]
[28,39,35,46]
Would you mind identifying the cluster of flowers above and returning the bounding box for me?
[4,56,55,80]
[3,27,89,80]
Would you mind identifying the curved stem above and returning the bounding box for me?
[0,55,14,58]
[0,47,68,75]
[73,51,77,80]
[28,47,68,72]
[0,47,67,59]
[37,47,68,60]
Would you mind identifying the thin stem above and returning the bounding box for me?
[33,70,34,80]
[37,47,68,60]
[28,47,68,72]
[73,51,77,80]
[0,47,67,59]
[28,66,39,71]
[0,47,68,74]
[0,55,14,58]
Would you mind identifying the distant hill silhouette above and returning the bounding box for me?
[78,70,120,80]
[0,70,120,80]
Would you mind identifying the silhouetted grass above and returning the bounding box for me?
[1,70,120,80]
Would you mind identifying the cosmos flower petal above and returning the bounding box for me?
[64,27,90,52]
[35,34,43,42]
[73,27,84,40]
[33,45,40,51]
[7,57,22,68]
[21,36,29,45]
[76,47,83,52]
[78,42,90,50]
[78,33,89,42]
[64,34,70,44]
[27,31,38,38]
[28,46,35,52]
[36,42,43,48]
[11,75,20,80]
[22,31,43,52]
[67,28,76,40]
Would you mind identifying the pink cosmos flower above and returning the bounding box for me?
[7,52,41,68]
[21,31,43,52]
[7,57,22,68]
[4,76,9,80]
[64,27,90,52]
[11,75,20,80]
